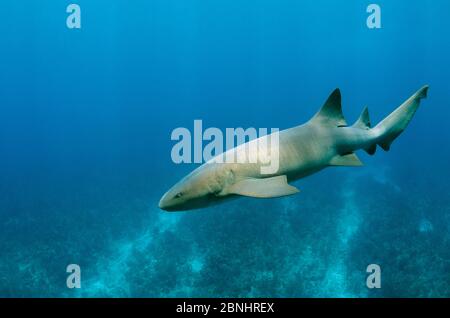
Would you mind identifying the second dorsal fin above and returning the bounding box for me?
[310,88,347,126]
[353,106,371,129]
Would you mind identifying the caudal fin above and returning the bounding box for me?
[373,85,429,151]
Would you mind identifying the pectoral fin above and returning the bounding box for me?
[228,175,300,198]
[329,153,363,166]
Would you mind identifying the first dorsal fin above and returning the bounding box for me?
[310,88,347,126]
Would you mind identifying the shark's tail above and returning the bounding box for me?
[371,85,429,152]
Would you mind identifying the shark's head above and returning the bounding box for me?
[159,164,232,211]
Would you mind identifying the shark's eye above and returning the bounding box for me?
[174,192,183,199]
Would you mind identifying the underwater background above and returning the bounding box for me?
[1,0,450,297]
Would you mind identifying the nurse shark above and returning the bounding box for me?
[159,86,429,211]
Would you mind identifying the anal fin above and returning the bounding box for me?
[329,153,363,166]
[365,144,377,155]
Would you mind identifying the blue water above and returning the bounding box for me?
[1,0,449,297]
